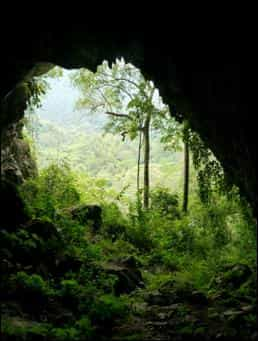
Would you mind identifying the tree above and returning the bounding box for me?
[71,59,176,209]
[24,66,64,143]
[182,120,190,213]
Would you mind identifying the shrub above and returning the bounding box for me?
[50,326,80,341]
[90,294,128,325]
[101,202,128,240]
[150,187,180,219]
[2,318,51,340]
[14,272,53,315]
[76,316,95,340]
[15,272,52,296]
[59,279,81,298]
[20,161,80,219]
[125,224,154,252]
[59,277,98,312]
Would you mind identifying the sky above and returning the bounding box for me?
[28,68,109,132]
[30,69,81,125]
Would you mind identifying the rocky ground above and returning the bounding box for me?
[110,263,257,341]
[1,199,256,340]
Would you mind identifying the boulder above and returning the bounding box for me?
[17,219,63,273]
[24,219,60,241]
[144,291,174,306]
[146,278,208,306]
[102,256,144,295]
[55,252,83,277]
[187,290,208,306]
[212,263,252,289]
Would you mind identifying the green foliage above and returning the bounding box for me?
[75,316,95,340]
[50,326,80,341]
[26,78,49,110]
[24,108,185,203]
[2,317,93,341]
[50,317,94,341]
[90,294,129,324]
[2,318,51,340]
[20,161,80,219]
[59,279,81,298]
[189,131,230,203]
[1,228,37,253]
[4,160,256,341]
[7,65,256,341]
[25,66,63,113]
[124,203,154,252]
[150,187,180,218]
[101,202,128,240]
[15,271,53,296]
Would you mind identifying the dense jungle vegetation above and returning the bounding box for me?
[1,63,257,340]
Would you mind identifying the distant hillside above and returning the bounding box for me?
[24,70,194,200]
[25,115,186,198]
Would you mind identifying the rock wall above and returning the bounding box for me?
[0,32,256,218]
[1,121,37,184]
[1,80,38,185]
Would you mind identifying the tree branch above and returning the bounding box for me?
[121,131,128,141]
[97,71,142,91]
[98,82,134,100]
[105,111,133,120]
[96,88,113,112]
[113,77,142,90]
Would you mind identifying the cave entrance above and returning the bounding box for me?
[1,52,257,339]
[15,60,256,265]
[1,33,257,218]
[22,62,186,213]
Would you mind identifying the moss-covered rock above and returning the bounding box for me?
[66,204,102,232]
[211,263,253,290]
[0,180,29,230]
[102,256,144,295]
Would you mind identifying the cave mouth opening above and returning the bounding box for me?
[3,58,256,266]
[1,33,257,219]
[22,60,186,212]
[1,53,257,340]
[2,58,256,256]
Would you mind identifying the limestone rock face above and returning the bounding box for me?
[1,121,37,185]
[102,256,144,295]
[0,114,37,230]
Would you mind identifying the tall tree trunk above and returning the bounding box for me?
[182,121,189,213]
[143,115,151,209]
[137,131,142,193]
[136,130,143,216]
